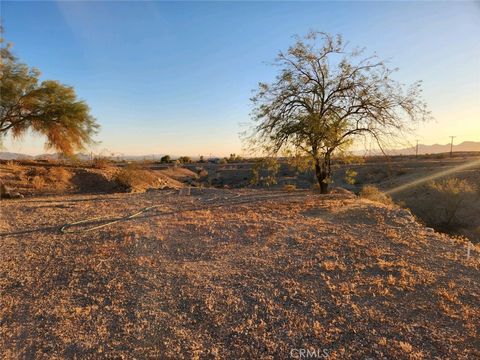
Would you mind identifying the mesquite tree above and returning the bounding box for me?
[249,32,429,193]
[0,32,98,155]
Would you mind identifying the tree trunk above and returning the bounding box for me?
[314,158,329,194]
[319,181,328,194]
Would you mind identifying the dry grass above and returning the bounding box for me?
[5,161,22,173]
[359,185,394,205]
[283,183,297,191]
[91,157,112,169]
[30,175,46,189]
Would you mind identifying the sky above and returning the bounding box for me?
[2,0,480,157]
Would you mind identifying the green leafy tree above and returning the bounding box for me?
[0,32,98,155]
[248,32,429,193]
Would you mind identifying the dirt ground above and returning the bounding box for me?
[1,189,479,359]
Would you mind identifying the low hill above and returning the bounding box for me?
[0,161,186,197]
[0,189,478,358]
[387,141,480,156]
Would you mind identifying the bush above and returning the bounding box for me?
[250,157,279,187]
[196,167,208,178]
[31,176,45,189]
[92,157,111,169]
[360,185,394,205]
[5,161,22,172]
[178,156,191,164]
[283,184,296,191]
[160,155,171,163]
[26,167,48,177]
[226,153,243,163]
[113,164,155,191]
[47,167,71,183]
[424,178,475,230]
[344,168,358,185]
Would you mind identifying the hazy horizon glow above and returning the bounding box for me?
[2,1,479,156]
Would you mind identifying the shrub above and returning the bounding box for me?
[250,157,280,187]
[178,156,191,164]
[360,185,394,205]
[113,164,143,190]
[5,161,22,172]
[113,164,156,191]
[160,155,171,163]
[425,178,475,230]
[47,167,71,183]
[31,176,45,189]
[92,157,111,169]
[196,167,208,178]
[227,153,243,163]
[26,167,48,177]
[344,169,358,185]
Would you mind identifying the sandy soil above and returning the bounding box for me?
[0,189,478,359]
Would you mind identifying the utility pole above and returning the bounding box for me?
[415,140,419,159]
[449,136,456,157]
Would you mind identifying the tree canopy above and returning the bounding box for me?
[248,32,430,193]
[0,33,98,155]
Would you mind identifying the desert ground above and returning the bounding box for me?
[177,154,480,243]
[0,157,479,358]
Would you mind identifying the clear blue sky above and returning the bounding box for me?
[2,1,480,156]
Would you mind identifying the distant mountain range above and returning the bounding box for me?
[0,152,91,161]
[0,152,180,161]
[385,141,480,155]
[1,141,479,160]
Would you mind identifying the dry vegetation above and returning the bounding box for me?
[0,161,184,197]
[421,178,477,230]
[359,185,394,206]
[0,189,479,358]
[2,156,479,244]
[331,155,480,243]
[182,155,479,243]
